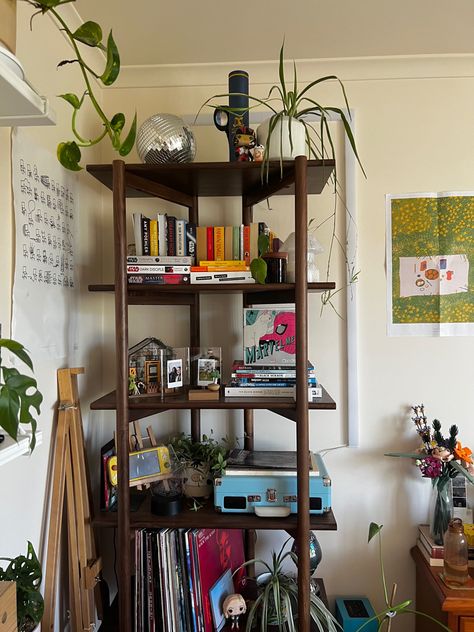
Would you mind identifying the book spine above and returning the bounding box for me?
[141,216,151,255]
[214,226,225,261]
[250,222,259,261]
[158,214,167,256]
[146,531,155,630]
[199,260,248,269]
[224,226,233,261]
[167,216,176,256]
[127,265,190,274]
[225,385,322,398]
[186,223,197,264]
[128,274,190,285]
[239,224,244,260]
[206,226,214,260]
[233,225,240,260]
[243,225,250,265]
[127,255,192,265]
[176,219,186,257]
[196,226,207,264]
[150,219,159,257]
[191,274,254,284]
[133,212,143,256]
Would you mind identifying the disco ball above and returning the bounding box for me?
[291,531,322,575]
[136,113,196,164]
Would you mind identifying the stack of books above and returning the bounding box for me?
[225,360,322,400]
[416,524,474,567]
[127,255,191,285]
[190,260,254,284]
[132,213,197,261]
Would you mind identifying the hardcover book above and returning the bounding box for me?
[243,308,296,365]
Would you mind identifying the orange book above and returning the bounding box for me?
[196,226,207,264]
[199,260,247,269]
[250,223,259,261]
[243,225,250,265]
[214,226,225,261]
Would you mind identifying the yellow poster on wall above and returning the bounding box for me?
[386,192,474,336]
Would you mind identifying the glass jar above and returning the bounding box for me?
[262,252,288,283]
[443,518,469,587]
[281,231,323,282]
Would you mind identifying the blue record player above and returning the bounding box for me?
[214,451,331,515]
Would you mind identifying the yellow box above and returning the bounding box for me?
[464,523,474,546]
[0,581,17,632]
[0,0,16,53]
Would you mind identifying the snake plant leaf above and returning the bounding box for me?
[110,112,125,133]
[101,31,120,86]
[0,339,34,370]
[72,21,103,47]
[250,257,267,284]
[119,113,137,156]
[59,93,81,110]
[368,522,383,543]
[0,384,20,440]
[57,141,82,171]
[450,459,474,484]
[278,40,287,106]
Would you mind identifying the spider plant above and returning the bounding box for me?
[24,0,136,171]
[237,538,340,632]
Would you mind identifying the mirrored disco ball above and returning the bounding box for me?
[136,113,196,164]
[291,531,322,574]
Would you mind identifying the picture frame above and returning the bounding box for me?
[209,568,234,632]
[197,357,217,387]
[167,358,183,389]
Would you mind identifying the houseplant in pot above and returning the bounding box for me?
[168,432,231,499]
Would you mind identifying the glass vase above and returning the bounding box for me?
[429,476,453,545]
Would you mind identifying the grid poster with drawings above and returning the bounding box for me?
[11,129,78,360]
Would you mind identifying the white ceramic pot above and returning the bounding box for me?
[183,464,213,498]
[256,116,307,160]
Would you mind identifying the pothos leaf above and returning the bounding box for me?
[101,31,120,86]
[258,232,270,256]
[57,141,82,171]
[72,21,103,47]
[250,257,267,284]
[110,112,125,133]
[368,522,383,543]
[119,113,137,156]
[33,0,62,8]
[59,93,81,110]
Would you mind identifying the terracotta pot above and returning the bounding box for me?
[0,0,16,53]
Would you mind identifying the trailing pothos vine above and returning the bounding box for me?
[24,0,137,171]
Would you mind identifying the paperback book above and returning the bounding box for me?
[243,308,296,366]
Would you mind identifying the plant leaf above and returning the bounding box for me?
[110,112,125,133]
[250,258,267,284]
[101,31,120,86]
[368,522,383,543]
[0,384,20,440]
[73,21,103,47]
[59,92,81,110]
[278,40,287,107]
[258,233,270,256]
[33,0,62,8]
[57,141,82,171]
[119,113,137,156]
[0,339,34,371]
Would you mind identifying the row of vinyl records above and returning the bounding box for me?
[132,212,281,265]
[135,527,247,632]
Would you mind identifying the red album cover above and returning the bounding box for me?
[194,529,246,632]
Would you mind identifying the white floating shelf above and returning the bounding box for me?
[0,56,55,126]
[0,430,43,467]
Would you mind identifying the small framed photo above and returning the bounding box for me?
[145,360,161,394]
[197,358,217,387]
[209,568,234,632]
[167,358,183,389]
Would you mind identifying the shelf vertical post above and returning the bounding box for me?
[112,160,131,632]
[295,156,310,632]
[189,195,201,442]
[242,196,254,452]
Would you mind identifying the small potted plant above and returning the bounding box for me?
[207,369,221,392]
[237,538,340,631]
[168,432,231,498]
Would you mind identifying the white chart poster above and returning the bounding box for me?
[11,129,78,360]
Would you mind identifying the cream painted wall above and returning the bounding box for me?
[97,57,474,630]
[0,3,106,624]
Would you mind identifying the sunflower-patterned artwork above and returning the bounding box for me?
[386,192,474,335]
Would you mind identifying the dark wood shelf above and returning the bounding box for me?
[90,385,336,416]
[94,496,337,531]
[86,160,335,199]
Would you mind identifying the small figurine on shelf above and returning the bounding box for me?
[207,369,220,392]
[233,125,256,161]
[251,144,265,162]
[223,593,246,630]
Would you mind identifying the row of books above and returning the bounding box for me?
[132,213,279,265]
[416,523,474,567]
[225,360,322,400]
[135,527,246,632]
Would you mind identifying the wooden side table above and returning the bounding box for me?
[412,546,474,631]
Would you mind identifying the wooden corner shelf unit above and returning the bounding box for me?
[87,158,337,632]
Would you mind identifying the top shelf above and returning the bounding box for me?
[86,160,335,199]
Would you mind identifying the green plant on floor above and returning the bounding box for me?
[238,538,340,632]
[359,523,451,631]
[0,541,44,632]
[250,232,270,284]
[0,339,42,450]
[24,0,136,171]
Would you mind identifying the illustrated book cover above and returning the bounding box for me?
[243,308,296,366]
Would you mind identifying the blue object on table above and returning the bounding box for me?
[335,597,377,632]
[213,70,249,161]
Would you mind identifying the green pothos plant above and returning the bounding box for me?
[0,339,42,450]
[250,232,270,284]
[24,0,136,171]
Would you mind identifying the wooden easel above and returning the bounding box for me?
[42,368,102,632]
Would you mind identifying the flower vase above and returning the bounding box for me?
[429,477,453,545]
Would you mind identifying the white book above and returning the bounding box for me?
[132,212,143,256]
[157,213,167,256]
[224,385,322,399]
[126,265,190,274]
[191,271,255,284]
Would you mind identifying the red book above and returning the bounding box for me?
[243,225,250,265]
[193,528,246,632]
[206,226,214,260]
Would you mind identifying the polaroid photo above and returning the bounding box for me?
[197,358,217,387]
[209,568,234,632]
[167,358,183,389]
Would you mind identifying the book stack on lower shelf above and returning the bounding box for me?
[416,523,474,567]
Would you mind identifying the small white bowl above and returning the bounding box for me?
[0,44,25,80]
